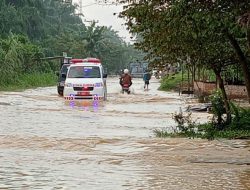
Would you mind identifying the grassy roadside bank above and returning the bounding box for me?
[0,73,57,91]
[158,72,184,91]
[154,123,250,140]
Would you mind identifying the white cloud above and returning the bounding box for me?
[72,0,132,42]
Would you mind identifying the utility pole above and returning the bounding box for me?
[63,0,72,4]
[84,19,99,25]
[79,0,83,15]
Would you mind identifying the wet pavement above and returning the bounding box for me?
[0,77,249,189]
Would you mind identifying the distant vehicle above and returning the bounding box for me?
[130,62,148,78]
[57,57,72,96]
[57,64,70,96]
[63,58,108,101]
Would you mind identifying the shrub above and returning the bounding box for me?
[209,90,226,128]
[230,103,250,130]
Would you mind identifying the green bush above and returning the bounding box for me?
[209,90,227,128]
[0,34,46,86]
[230,103,250,130]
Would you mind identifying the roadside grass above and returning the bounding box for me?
[158,72,187,91]
[0,73,57,91]
[154,125,250,140]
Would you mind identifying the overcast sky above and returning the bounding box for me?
[72,0,132,43]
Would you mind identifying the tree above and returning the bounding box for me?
[97,0,250,124]
[0,0,144,78]
[0,34,43,85]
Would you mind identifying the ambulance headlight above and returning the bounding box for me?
[65,83,73,87]
[95,83,103,87]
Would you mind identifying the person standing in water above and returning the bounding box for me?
[143,69,151,90]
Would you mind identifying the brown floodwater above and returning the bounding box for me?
[0,77,249,189]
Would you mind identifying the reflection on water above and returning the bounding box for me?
[0,77,249,189]
[66,100,101,112]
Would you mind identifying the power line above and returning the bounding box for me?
[77,1,118,15]
[82,3,97,8]
[80,1,117,9]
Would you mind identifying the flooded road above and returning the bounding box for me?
[0,77,249,189]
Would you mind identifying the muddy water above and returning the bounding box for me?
[0,77,249,189]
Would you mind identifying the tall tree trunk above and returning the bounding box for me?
[213,69,232,126]
[225,30,250,103]
[247,14,250,52]
[247,33,250,53]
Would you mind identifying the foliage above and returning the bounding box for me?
[1,0,82,40]
[0,34,44,86]
[172,108,196,134]
[113,0,250,65]
[0,0,145,89]
[193,122,250,140]
[100,0,250,139]
[154,112,250,140]
[154,109,197,138]
[0,72,57,91]
[159,72,186,91]
[154,91,250,140]
[104,0,250,103]
[209,90,226,128]
[230,103,250,130]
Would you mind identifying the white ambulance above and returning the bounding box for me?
[63,58,107,101]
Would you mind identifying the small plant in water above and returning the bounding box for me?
[154,108,198,138]
[172,108,196,134]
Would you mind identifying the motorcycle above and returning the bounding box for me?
[122,83,131,94]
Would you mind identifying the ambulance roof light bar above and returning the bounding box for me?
[70,59,84,64]
[83,58,101,64]
[70,58,101,64]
